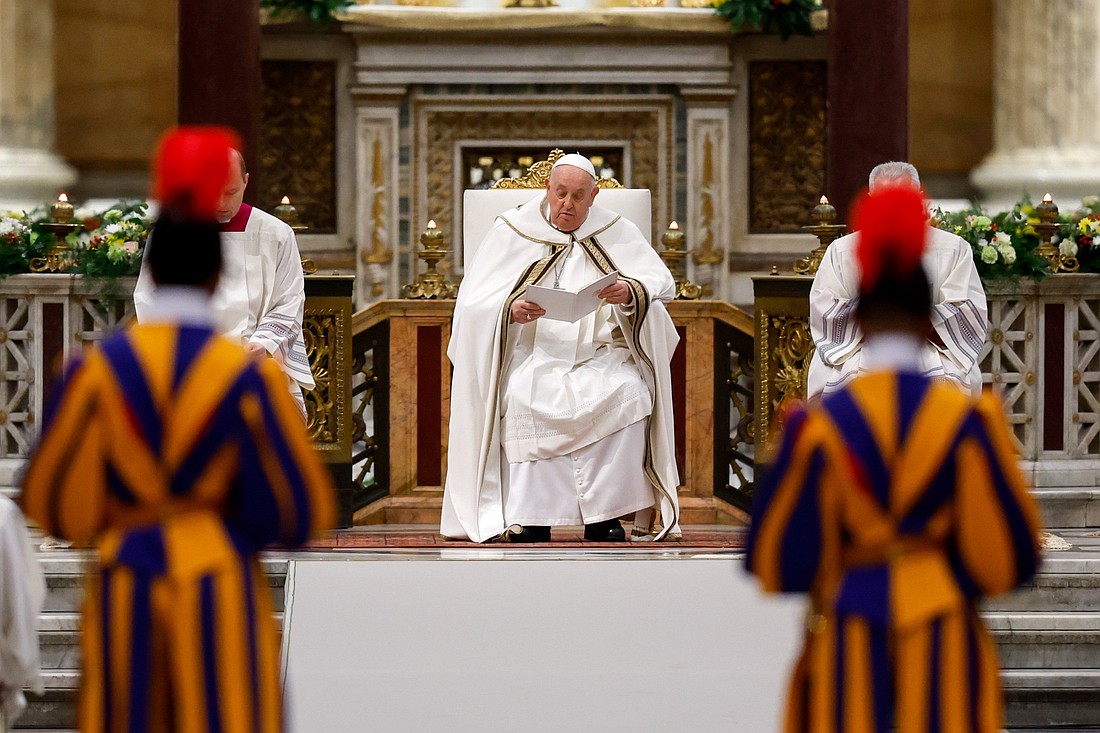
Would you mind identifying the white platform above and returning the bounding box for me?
[281,547,803,733]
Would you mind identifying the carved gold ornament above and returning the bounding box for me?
[491,149,624,189]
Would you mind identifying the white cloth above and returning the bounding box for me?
[0,496,45,725]
[504,420,654,526]
[441,194,681,542]
[133,206,315,393]
[807,226,988,397]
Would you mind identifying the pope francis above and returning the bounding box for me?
[441,154,681,543]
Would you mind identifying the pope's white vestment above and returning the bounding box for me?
[133,204,315,405]
[808,226,988,397]
[441,195,681,542]
[0,496,45,729]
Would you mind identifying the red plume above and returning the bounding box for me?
[152,126,241,221]
[853,182,928,291]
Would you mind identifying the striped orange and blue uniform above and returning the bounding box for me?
[747,372,1041,733]
[22,323,336,733]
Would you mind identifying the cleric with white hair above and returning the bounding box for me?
[441,153,681,543]
[807,161,988,397]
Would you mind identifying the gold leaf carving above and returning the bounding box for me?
[492,148,623,189]
[415,101,672,256]
[260,60,338,233]
[749,61,827,234]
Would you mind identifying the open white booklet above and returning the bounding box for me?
[524,270,619,323]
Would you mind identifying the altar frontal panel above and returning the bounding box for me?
[282,553,802,732]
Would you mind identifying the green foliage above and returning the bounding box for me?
[713,0,818,40]
[932,194,1100,282]
[260,0,352,26]
[0,200,151,287]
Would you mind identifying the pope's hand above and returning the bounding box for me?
[244,341,269,360]
[511,300,545,324]
[598,281,633,305]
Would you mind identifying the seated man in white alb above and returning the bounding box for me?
[442,154,681,543]
[134,147,314,414]
[808,161,988,397]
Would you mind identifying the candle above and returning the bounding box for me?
[669,221,679,230]
[811,194,837,225]
[420,219,445,251]
[50,193,74,224]
[1035,192,1059,223]
[273,196,301,228]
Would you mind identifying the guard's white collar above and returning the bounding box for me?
[861,332,924,373]
[138,285,217,328]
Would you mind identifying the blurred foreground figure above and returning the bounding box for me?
[747,184,1041,733]
[0,495,45,731]
[21,128,335,733]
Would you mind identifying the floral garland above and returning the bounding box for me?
[260,0,351,26]
[712,0,819,40]
[933,196,1100,282]
[0,200,151,280]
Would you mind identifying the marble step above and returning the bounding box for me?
[1002,669,1100,729]
[39,552,290,614]
[1035,487,1100,528]
[987,612,1100,669]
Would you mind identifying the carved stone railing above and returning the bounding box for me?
[0,274,357,524]
[752,273,1100,487]
[348,299,756,525]
[0,275,137,490]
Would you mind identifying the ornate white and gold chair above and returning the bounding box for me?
[461,149,652,267]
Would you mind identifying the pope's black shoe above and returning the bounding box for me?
[507,525,551,543]
[583,518,626,542]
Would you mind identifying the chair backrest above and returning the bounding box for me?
[461,188,653,267]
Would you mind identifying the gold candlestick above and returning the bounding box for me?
[1033,193,1078,273]
[658,221,702,300]
[793,195,846,276]
[402,219,458,299]
[30,194,81,272]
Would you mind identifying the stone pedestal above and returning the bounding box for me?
[971,0,1100,207]
[0,0,76,210]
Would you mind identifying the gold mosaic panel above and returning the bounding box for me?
[260,60,338,232]
[748,61,827,234]
[414,99,673,246]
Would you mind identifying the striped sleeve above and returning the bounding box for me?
[747,406,835,593]
[953,393,1041,595]
[236,360,336,547]
[930,240,988,370]
[810,245,863,367]
[22,354,108,542]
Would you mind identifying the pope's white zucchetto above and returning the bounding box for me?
[551,153,596,180]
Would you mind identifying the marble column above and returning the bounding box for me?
[0,0,76,210]
[971,0,1100,207]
